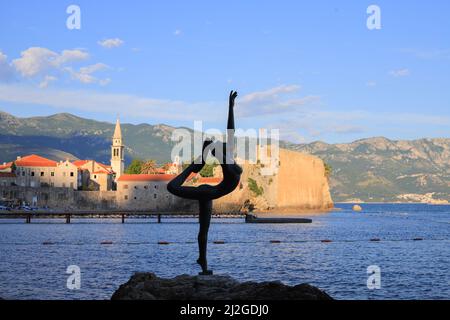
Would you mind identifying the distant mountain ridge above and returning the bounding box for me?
[0,110,181,165]
[1,110,449,202]
[282,137,450,202]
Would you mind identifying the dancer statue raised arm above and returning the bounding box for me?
[167,90,243,275]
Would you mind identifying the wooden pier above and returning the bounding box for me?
[0,210,206,224]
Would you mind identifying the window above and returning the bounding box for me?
[31,172,35,176]
[154,185,158,189]
[123,184,128,189]
[40,172,44,176]
[70,182,74,189]
[22,171,25,176]
[134,197,137,200]
[134,186,138,189]
[51,172,54,177]
[70,172,74,177]
[144,186,148,189]
[94,175,97,179]
[124,195,128,200]
[153,194,157,199]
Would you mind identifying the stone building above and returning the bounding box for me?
[0,172,16,187]
[1,155,81,190]
[116,174,177,210]
[73,160,114,191]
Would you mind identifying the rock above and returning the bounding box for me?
[352,204,362,212]
[111,273,333,300]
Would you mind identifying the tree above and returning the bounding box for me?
[125,159,144,174]
[324,162,332,178]
[200,159,219,177]
[141,159,158,174]
[248,178,264,196]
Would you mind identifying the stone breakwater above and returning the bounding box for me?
[111,273,333,300]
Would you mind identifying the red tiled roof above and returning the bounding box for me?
[0,172,16,178]
[72,160,90,167]
[73,160,113,173]
[15,154,57,167]
[117,174,176,182]
[186,172,197,181]
[97,162,112,170]
[0,162,13,170]
[197,177,222,184]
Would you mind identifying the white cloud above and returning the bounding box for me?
[12,47,58,77]
[0,84,217,121]
[39,75,57,89]
[240,85,300,104]
[389,68,410,77]
[1,83,447,143]
[99,78,111,86]
[0,51,14,81]
[12,47,89,78]
[0,51,7,63]
[173,29,182,36]
[332,125,365,135]
[55,49,89,65]
[6,46,111,87]
[237,84,319,117]
[98,38,124,48]
[66,63,110,85]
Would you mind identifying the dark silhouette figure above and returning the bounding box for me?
[167,91,243,275]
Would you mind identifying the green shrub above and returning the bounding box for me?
[324,162,332,178]
[248,178,264,196]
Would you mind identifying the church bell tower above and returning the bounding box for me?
[111,118,124,179]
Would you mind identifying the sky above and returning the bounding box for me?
[0,0,449,144]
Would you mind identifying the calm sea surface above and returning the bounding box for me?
[0,203,449,300]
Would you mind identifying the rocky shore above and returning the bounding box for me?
[111,273,333,300]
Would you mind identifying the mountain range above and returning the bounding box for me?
[1,110,449,203]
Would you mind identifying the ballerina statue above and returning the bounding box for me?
[167,91,243,275]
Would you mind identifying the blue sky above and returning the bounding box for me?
[0,0,449,143]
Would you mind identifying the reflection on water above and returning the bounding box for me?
[0,204,449,300]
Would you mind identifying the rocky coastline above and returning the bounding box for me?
[112,273,333,300]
